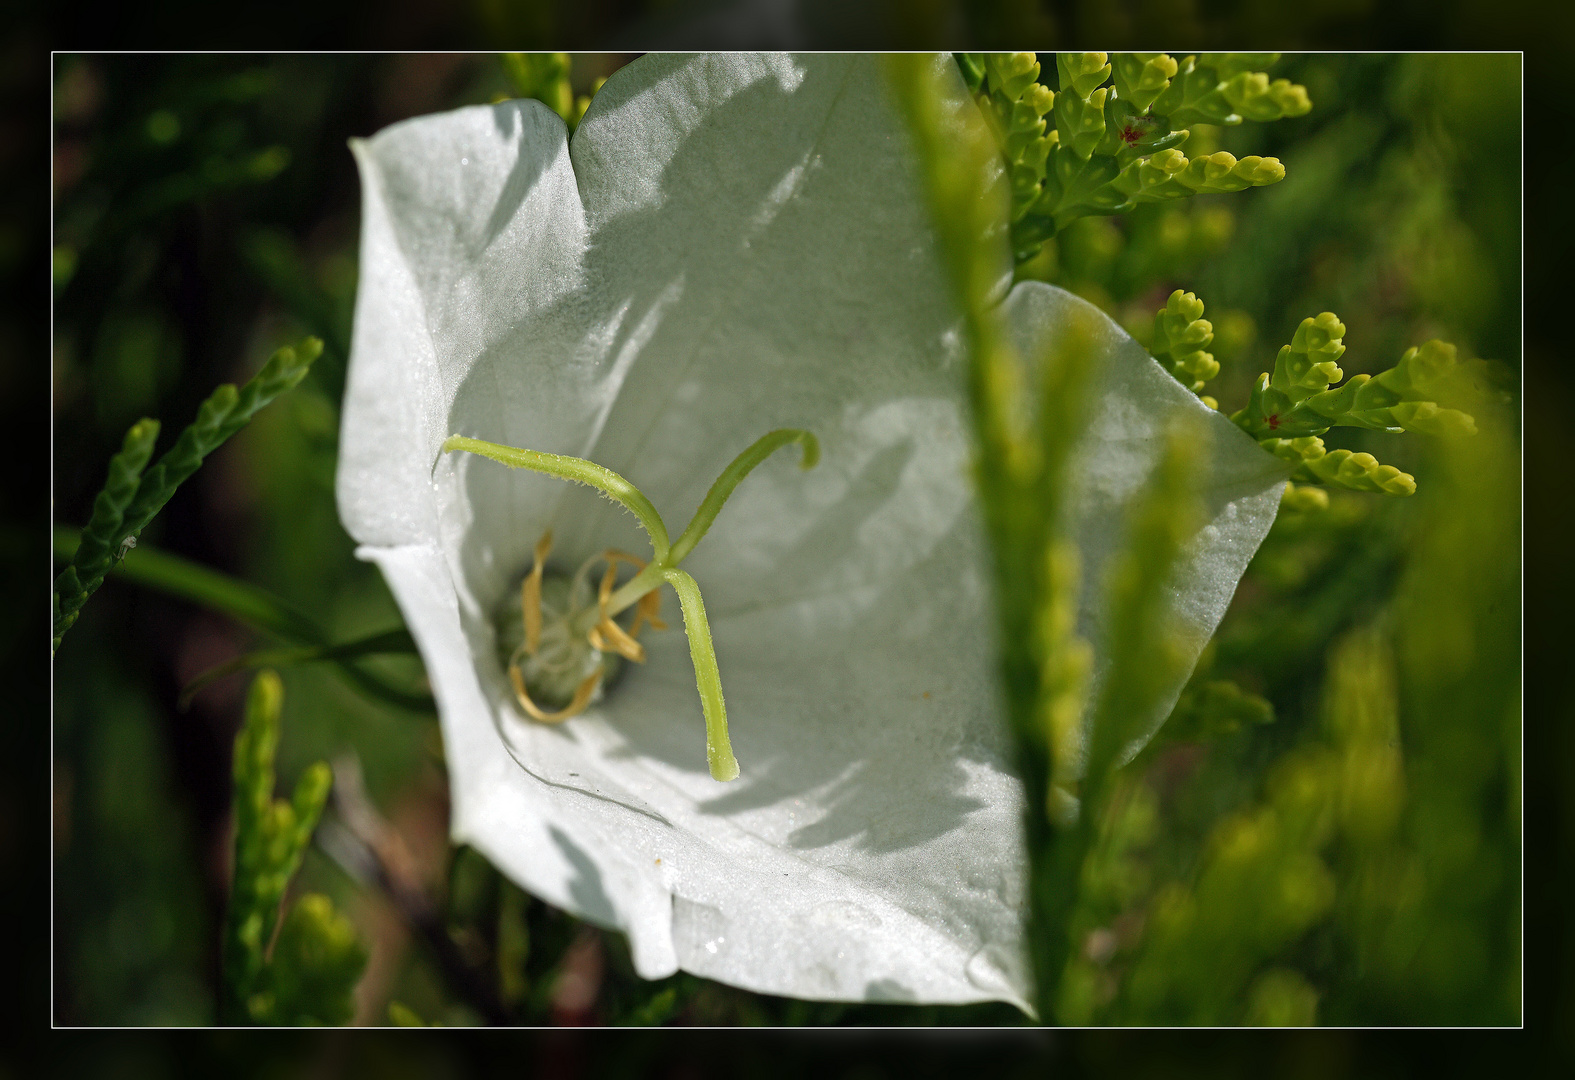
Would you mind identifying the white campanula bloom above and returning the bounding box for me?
[338,54,1285,1011]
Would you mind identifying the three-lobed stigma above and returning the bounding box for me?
[445,428,819,781]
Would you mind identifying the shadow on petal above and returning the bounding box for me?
[549,824,619,927]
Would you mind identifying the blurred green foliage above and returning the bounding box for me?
[51,50,1518,1038]
[501,52,605,130]
[959,51,1302,261]
[1023,53,1521,1027]
[224,670,365,1025]
[53,337,322,652]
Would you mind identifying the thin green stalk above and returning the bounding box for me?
[178,627,418,709]
[54,525,431,713]
[603,428,816,617]
[56,524,321,642]
[888,52,1102,1023]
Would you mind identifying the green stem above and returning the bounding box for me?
[179,627,418,709]
[664,567,738,782]
[441,436,672,560]
[56,524,321,643]
[54,525,432,713]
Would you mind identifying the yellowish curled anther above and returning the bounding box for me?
[508,537,665,725]
[509,664,600,724]
[588,550,652,664]
[630,587,667,638]
[521,529,552,656]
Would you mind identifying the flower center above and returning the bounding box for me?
[445,427,818,780]
[493,532,664,723]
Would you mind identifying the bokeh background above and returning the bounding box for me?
[17,13,1551,1076]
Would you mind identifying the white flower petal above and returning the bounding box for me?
[338,53,1286,1010]
[1003,282,1290,765]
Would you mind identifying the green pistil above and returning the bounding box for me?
[443,429,819,781]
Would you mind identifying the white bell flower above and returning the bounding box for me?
[337,53,1286,1012]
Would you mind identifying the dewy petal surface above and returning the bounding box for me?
[338,54,1286,1009]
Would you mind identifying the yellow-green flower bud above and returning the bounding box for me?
[1234,155,1285,185]
[1313,449,1416,496]
[1224,72,1313,122]
[1151,289,1218,393]
[1180,151,1249,192]
[1280,481,1329,512]
[1022,81,1055,118]
[1058,52,1112,98]
[1113,53,1178,113]
[986,51,1042,103]
[1270,78,1312,117]
[1390,339,1457,395]
[1389,400,1477,437]
[1276,313,1346,399]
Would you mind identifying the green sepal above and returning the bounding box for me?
[1112,53,1178,113]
